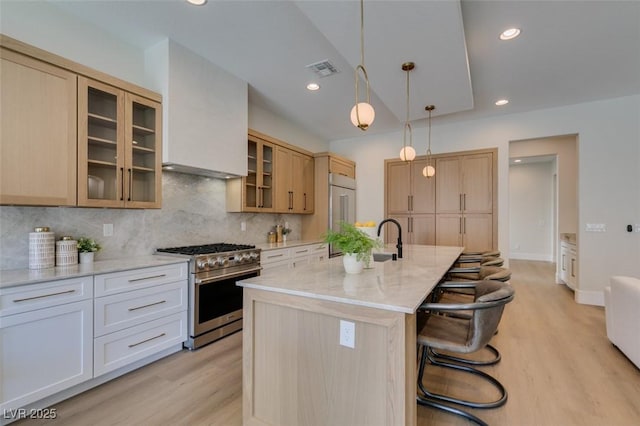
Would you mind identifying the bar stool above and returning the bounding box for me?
[416,280,515,426]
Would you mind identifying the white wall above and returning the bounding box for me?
[0,1,147,87]
[510,136,578,236]
[248,103,328,153]
[509,161,555,261]
[330,95,640,305]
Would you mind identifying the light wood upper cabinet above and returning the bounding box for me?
[436,152,493,214]
[386,158,435,215]
[229,136,274,212]
[0,48,77,206]
[329,157,356,178]
[77,77,162,208]
[227,130,313,214]
[275,147,314,213]
[1,35,163,209]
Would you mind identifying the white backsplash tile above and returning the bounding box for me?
[0,172,300,270]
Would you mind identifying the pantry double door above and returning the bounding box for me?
[385,149,496,253]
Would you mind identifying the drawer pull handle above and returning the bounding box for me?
[128,332,166,348]
[128,274,167,283]
[128,300,167,311]
[267,254,284,259]
[13,289,75,303]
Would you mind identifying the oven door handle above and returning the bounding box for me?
[194,267,262,285]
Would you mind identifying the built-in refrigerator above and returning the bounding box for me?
[328,173,356,257]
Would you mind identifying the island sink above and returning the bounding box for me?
[373,252,394,262]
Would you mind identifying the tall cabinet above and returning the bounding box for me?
[385,158,436,245]
[384,149,496,252]
[77,77,162,208]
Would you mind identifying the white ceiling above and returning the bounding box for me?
[49,0,640,141]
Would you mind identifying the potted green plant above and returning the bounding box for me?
[77,237,101,264]
[282,227,291,242]
[324,222,382,274]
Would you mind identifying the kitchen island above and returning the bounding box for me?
[238,244,463,426]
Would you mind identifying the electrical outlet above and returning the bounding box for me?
[241,221,246,231]
[339,320,355,348]
[636,224,640,233]
[103,224,113,237]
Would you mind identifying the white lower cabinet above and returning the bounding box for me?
[0,278,93,413]
[0,261,188,416]
[93,264,188,377]
[261,243,327,275]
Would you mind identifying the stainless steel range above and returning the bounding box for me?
[156,243,261,350]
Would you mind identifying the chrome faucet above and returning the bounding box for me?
[377,218,403,260]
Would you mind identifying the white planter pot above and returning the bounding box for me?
[79,252,94,264]
[343,253,364,274]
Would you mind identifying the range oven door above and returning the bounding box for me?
[193,268,259,337]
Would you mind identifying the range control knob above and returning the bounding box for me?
[249,251,259,260]
[241,253,251,262]
[207,257,218,268]
[197,259,208,270]
[217,256,228,267]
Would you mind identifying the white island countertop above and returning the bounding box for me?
[238,244,463,314]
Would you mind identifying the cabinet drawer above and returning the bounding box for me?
[1,277,93,317]
[94,281,187,337]
[261,259,291,275]
[261,248,290,265]
[94,311,187,377]
[291,246,312,258]
[94,263,188,297]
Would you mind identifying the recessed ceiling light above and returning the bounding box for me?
[500,28,521,41]
[495,99,509,106]
[186,0,207,6]
[306,83,320,91]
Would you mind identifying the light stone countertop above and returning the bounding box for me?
[0,255,188,290]
[238,244,463,314]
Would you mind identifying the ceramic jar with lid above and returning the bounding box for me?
[29,226,55,269]
[56,236,78,266]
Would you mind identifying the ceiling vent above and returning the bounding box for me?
[305,60,339,78]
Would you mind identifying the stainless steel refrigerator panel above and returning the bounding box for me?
[329,174,356,257]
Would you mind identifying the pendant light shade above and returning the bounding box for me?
[399,62,415,162]
[422,105,436,178]
[400,146,416,162]
[351,0,374,130]
[350,101,375,129]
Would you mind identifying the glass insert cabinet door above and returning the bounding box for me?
[78,77,161,208]
[244,138,273,211]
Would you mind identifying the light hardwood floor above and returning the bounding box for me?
[16,260,640,425]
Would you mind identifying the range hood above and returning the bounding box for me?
[162,163,243,180]
[146,39,248,180]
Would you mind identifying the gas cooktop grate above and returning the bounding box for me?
[156,243,255,256]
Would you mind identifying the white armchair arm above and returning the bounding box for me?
[605,276,640,368]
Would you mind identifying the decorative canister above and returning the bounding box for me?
[56,236,78,267]
[29,226,55,269]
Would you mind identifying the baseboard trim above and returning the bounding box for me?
[510,252,553,262]
[575,289,604,306]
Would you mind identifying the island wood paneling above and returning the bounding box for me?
[243,288,415,426]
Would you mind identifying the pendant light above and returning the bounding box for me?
[399,62,416,161]
[422,105,436,178]
[350,0,375,130]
